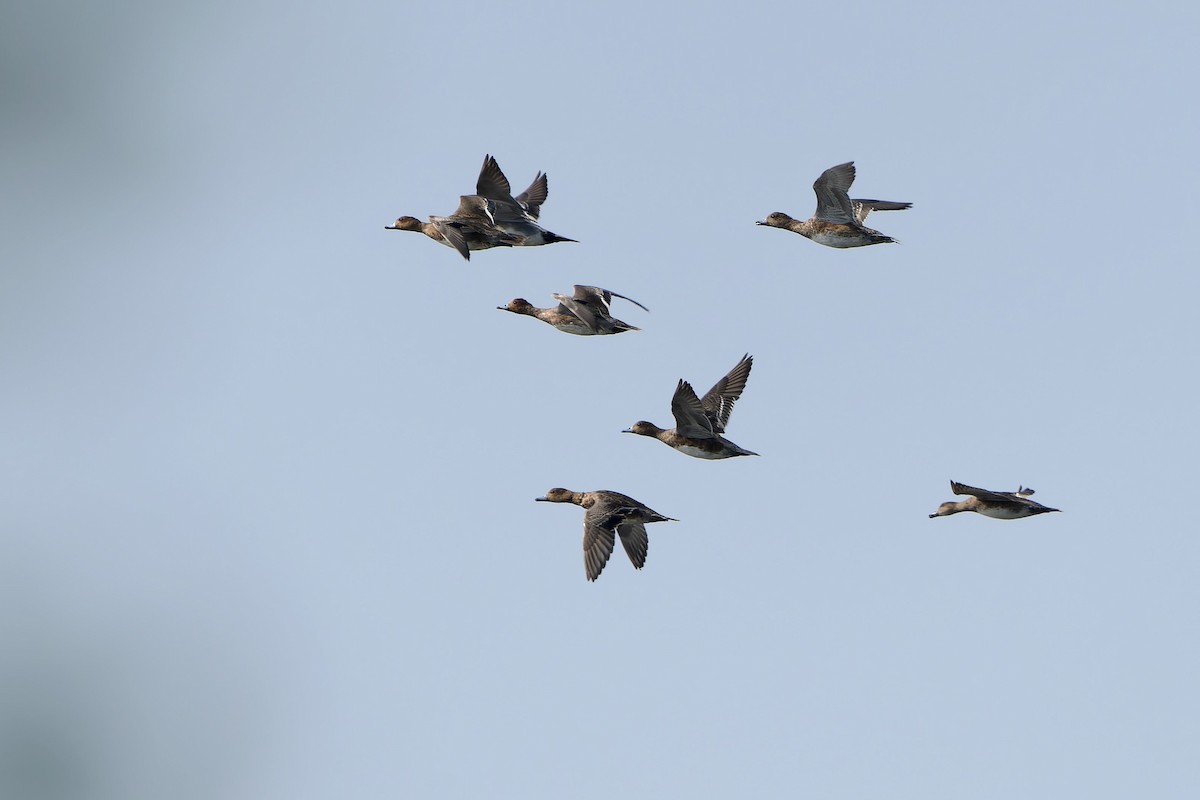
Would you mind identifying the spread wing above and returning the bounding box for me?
[515,172,548,219]
[477,155,549,220]
[950,481,1015,504]
[852,199,912,223]
[581,509,618,581]
[615,518,648,570]
[670,380,717,439]
[811,161,857,223]
[475,155,514,202]
[699,354,752,433]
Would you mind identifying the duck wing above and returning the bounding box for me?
[670,380,717,439]
[581,509,618,582]
[852,199,912,223]
[574,285,649,313]
[698,354,753,433]
[475,155,514,203]
[950,481,1015,504]
[515,171,548,219]
[811,161,857,224]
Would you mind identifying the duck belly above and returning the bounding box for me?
[674,444,731,460]
[976,506,1029,520]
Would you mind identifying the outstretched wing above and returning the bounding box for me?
[581,510,618,581]
[852,199,912,223]
[670,380,717,439]
[811,162,857,224]
[615,518,648,570]
[950,481,1014,503]
[515,172,548,219]
[475,154,514,202]
[699,354,753,433]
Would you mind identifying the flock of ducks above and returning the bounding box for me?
[388,156,1062,581]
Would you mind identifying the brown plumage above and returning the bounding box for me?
[473,154,577,247]
[624,354,758,459]
[536,488,676,581]
[385,195,519,260]
[499,285,648,335]
[756,161,911,248]
[929,481,1061,520]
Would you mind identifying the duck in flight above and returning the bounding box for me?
[756,161,911,248]
[624,354,758,459]
[474,154,577,248]
[499,285,648,335]
[929,481,1061,519]
[385,195,518,260]
[536,488,676,581]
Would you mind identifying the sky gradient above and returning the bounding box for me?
[3,1,1199,798]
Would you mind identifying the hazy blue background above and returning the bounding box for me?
[3,1,1198,797]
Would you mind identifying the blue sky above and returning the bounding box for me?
[3,1,1199,798]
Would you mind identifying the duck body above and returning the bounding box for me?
[500,285,647,336]
[475,154,578,248]
[756,162,910,249]
[536,488,676,581]
[386,195,518,260]
[624,354,758,460]
[929,481,1061,520]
